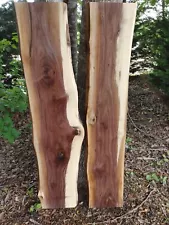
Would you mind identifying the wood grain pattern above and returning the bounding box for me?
[15,2,84,208]
[87,3,137,208]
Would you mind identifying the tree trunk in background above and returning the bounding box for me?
[77,0,124,204]
[77,0,90,204]
[162,0,165,20]
[67,0,78,76]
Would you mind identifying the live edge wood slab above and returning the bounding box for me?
[14,2,84,208]
[87,3,137,208]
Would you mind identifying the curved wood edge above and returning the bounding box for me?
[116,4,137,206]
[15,2,84,208]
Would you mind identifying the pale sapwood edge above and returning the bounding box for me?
[14,2,84,208]
[87,3,137,207]
[115,3,137,206]
[59,4,84,208]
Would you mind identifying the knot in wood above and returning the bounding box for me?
[88,115,96,125]
[72,127,81,136]
[57,152,65,161]
[43,66,55,86]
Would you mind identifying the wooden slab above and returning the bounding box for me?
[15,2,84,208]
[87,3,137,208]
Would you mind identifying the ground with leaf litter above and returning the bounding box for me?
[0,76,169,225]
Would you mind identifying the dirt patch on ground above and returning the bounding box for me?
[0,76,169,225]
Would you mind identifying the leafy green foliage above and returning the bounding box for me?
[131,0,169,95]
[126,170,135,178]
[157,153,169,165]
[148,18,169,94]
[26,187,34,198]
[146,172,168,185]
[29,203,42,213]
[0,1,20,74]
[126,137,133,151]
[126,137,132,144]
[0,33,28,143]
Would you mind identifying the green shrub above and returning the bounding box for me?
[0,34,28,143]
